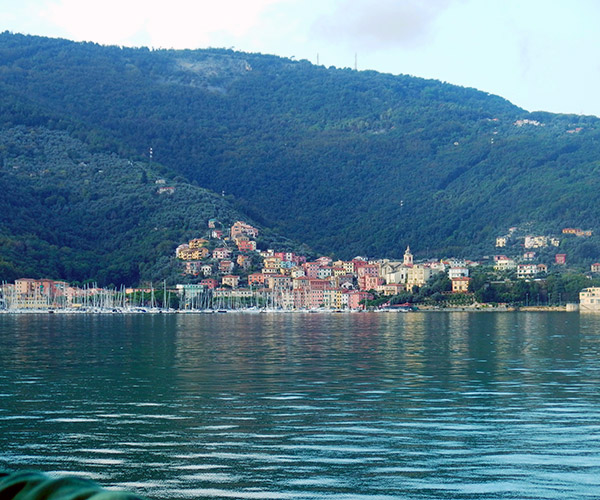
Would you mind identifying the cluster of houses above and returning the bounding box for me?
[0,278,117,310]
[562,227,593,238]
[174,220,477,310]
[8,219,600,311]
[495,226,600,276]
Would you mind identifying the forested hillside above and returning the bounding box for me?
[0,126,296,285]
[2,32,600,269]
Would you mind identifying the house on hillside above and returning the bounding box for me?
[237,239,257,252]
[189,238,209,249]
[303,262,320,279]
[177,246,209,260]
[448,267,469,279]
[200,278,218,289]
[451,277,471,293]
[315,256,333,267]
[248,273,266,286]
[495,236,508,247]
[219,260,234,273]
[494,257,517,271]
[213,247,232,260]
[222,275,240,288]
[524,236,548,249]
[230,221,259,239]
[317,267,333,279]
[406,264,436,289]
[237,254,252,269]
[184,261,202,276]
[517,264,539,278]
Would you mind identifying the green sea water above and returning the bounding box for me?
[1,311,600,499]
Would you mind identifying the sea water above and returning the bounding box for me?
[1,311,600,499]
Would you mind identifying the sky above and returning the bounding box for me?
[2,0,600,116]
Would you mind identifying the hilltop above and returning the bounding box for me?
[2,32,600,279]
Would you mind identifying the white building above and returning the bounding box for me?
[517,264,538,278]
[580,287,600,311]
[524,235,548,249]
[494,258,517,271]
[448,267,469,279]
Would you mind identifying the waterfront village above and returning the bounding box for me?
[3,220,600,313]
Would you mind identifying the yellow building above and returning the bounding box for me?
[263,256,282,271]
[178,247,209,260]
[334,260,355,274]
[323,289,343,309]
[406,264,434,290]
[189,238,209,249]
[451,277,472,293]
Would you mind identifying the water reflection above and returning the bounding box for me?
[1,312,600,499]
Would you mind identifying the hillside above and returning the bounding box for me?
[2,32,600,266]
[0,125,297,286]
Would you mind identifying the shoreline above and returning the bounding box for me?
[0,305,577,314]
[416,305,569,312]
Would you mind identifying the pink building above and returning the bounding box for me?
[347,291,373,310]
[315,256,333,267]
[357,264,379,278]
[248,273,266,286]
[219,260,235,273]
[308,279,329,291]
[274,252,295,262]
[237,240,257,252]
[303,262,320,279]
[307,289,325,308]
[200,278,218,289]
[359,275,383,291]
[230,221,259,239]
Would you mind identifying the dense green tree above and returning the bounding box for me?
[3,32,600,279]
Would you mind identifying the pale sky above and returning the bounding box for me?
[2,0,600,116]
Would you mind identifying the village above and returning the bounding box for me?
[172,219,476,311]
[3,219,600,312]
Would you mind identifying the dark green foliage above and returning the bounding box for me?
[2,32,600,270]
[0,126,268,286]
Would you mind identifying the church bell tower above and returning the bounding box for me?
[403,246,413,266]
